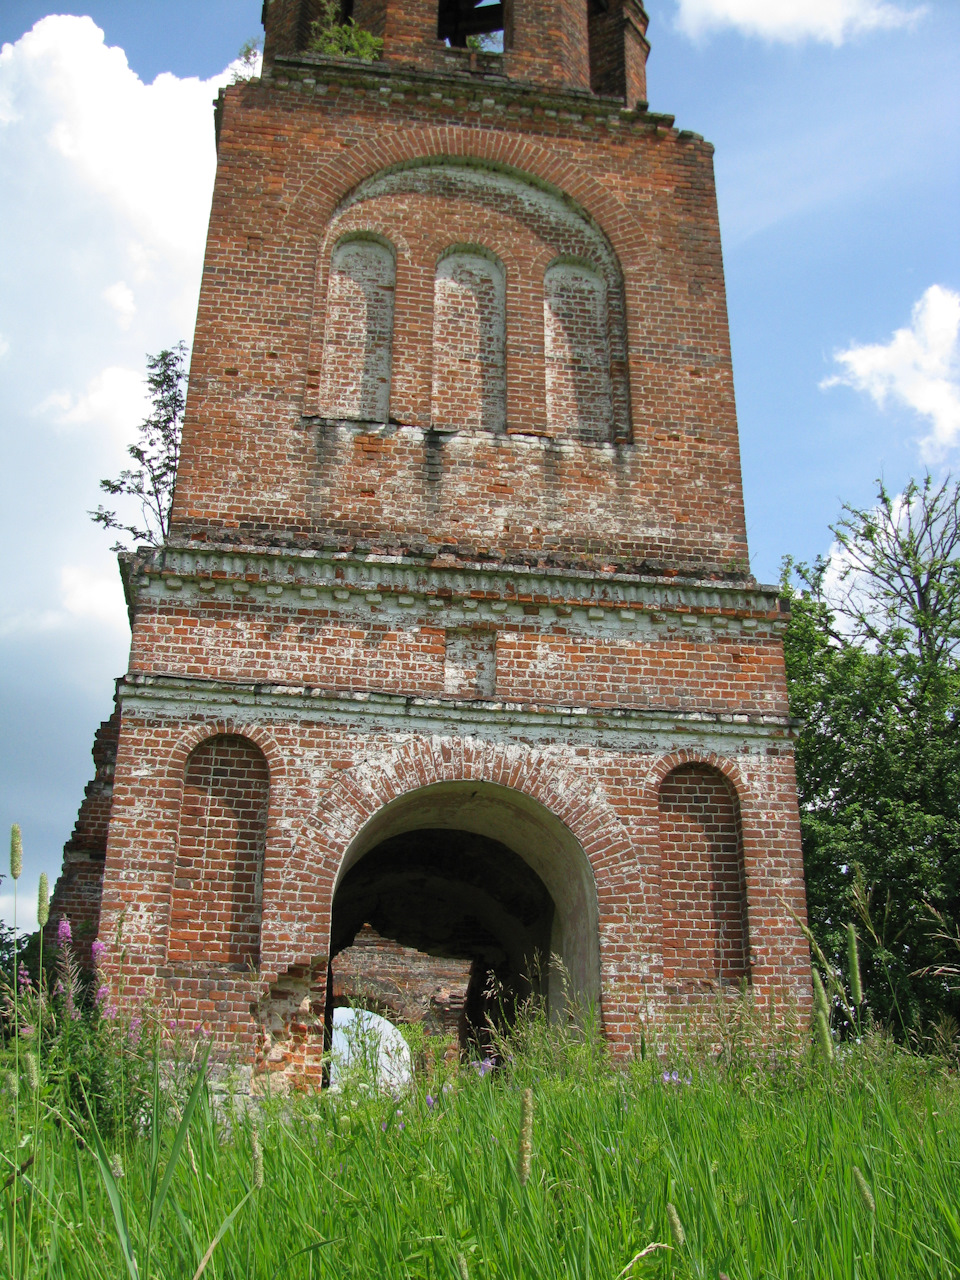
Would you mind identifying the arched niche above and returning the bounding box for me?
[318,235,396,422]
[167,734,269,967]
[543,259,614,443]
[330,779,602,1021]
[658,763,748,990]
[432,247,506,432]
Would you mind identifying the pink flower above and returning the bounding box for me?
[96,985,109,1003]
[91,940,106,961]
[57,917,72,944]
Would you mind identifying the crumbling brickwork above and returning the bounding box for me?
[56,0,811,1081]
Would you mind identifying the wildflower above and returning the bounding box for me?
[110,1153,124,1180]
[18,964,31,991]
[517,1087,534,1186]
[853,1166,876,1215]
[666,1203,685,1250]
[847,923,863,1006]
[10,824,22,880]
[91,939,106,962]
[128,1018,142,1045]
[56,917,72,945]
[37,873,49,928]
[24,1052,39,1092]
[104,1004,118,1020]
[252,1130,264,1190]
[381,1121,388,1132]
[96,984,109,1003]
[398,1121,405,1131]
[426,1094,435,1109]
[480,1056,494,1077]
[442,1082,452,1094]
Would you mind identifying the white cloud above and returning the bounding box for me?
[675,0,924,44]
[3,16,224,264]
[103,281,136,330]
[822,285,960,459]
[35,365,151,446]
[60,564,129,630]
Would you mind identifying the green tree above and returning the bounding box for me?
[783,476,960,1034]
[89,342,187,551]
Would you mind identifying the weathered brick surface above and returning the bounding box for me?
[58,0,811,1081]
[331,924,471,1039]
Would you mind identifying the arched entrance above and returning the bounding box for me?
[328,780,601,1049]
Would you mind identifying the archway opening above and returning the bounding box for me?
[327,780,601,1055]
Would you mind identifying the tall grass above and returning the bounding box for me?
[2,994,959,1279]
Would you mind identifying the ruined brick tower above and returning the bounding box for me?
[52,0,810,1079]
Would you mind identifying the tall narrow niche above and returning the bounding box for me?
[319,236,396,422]
[431,249,506,433]
[543,261,614,443]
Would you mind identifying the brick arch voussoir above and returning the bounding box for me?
[167,720,285,783]
[306,736,630,888]
[282,129,633,265]
[644,749,747,812]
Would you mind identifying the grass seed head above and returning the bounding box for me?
[815,1008,834,1061]
[853,1165,876,1214]
[846,923,863,1006]
[25,1052,39,1092]
[456,1252,470,1280]
[252,1129,264,1190]
[666,1203,685,1249]
[811,968,830,1019]
[37,873,49,928]
[110,1153,124,1180]
[517,1087,534,1186]
[10,823,22,881]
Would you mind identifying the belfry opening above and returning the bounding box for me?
[327,782,601,1052]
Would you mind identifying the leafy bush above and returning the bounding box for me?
[307,0,383,62]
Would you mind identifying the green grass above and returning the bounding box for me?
[2,1017,960,1280]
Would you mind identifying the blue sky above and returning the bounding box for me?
[1,0,958,929]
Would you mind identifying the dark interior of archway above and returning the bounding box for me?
[329,829,554,1052]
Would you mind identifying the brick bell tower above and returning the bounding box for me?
[51,0,810,1080]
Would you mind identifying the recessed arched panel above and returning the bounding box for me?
[658,764,748,989]
[432,249,506,432]
[168,734,269,965]
[543,261,614,443]
[319,236,396,422]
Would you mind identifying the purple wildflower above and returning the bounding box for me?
[425,1094,435,1109]
[479,1057,494,1077]
[381,1121,388,1132]
[96,984,109,1004]
[398,1122,405,1130]
[18,964,31,992]
[91,939,106,961]
[104,1004,118,1020]
[56,917,72,944]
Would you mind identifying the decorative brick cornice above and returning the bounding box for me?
[117,671,799,746]
[122,542,785,628]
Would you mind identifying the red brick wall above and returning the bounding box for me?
[318,237,396,422]
[431,250,506,433]
[331,924,471,1039]
[47,704,120,959]
[167,735,269,965]
[659,764,747,990]
[175,74,744,575]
